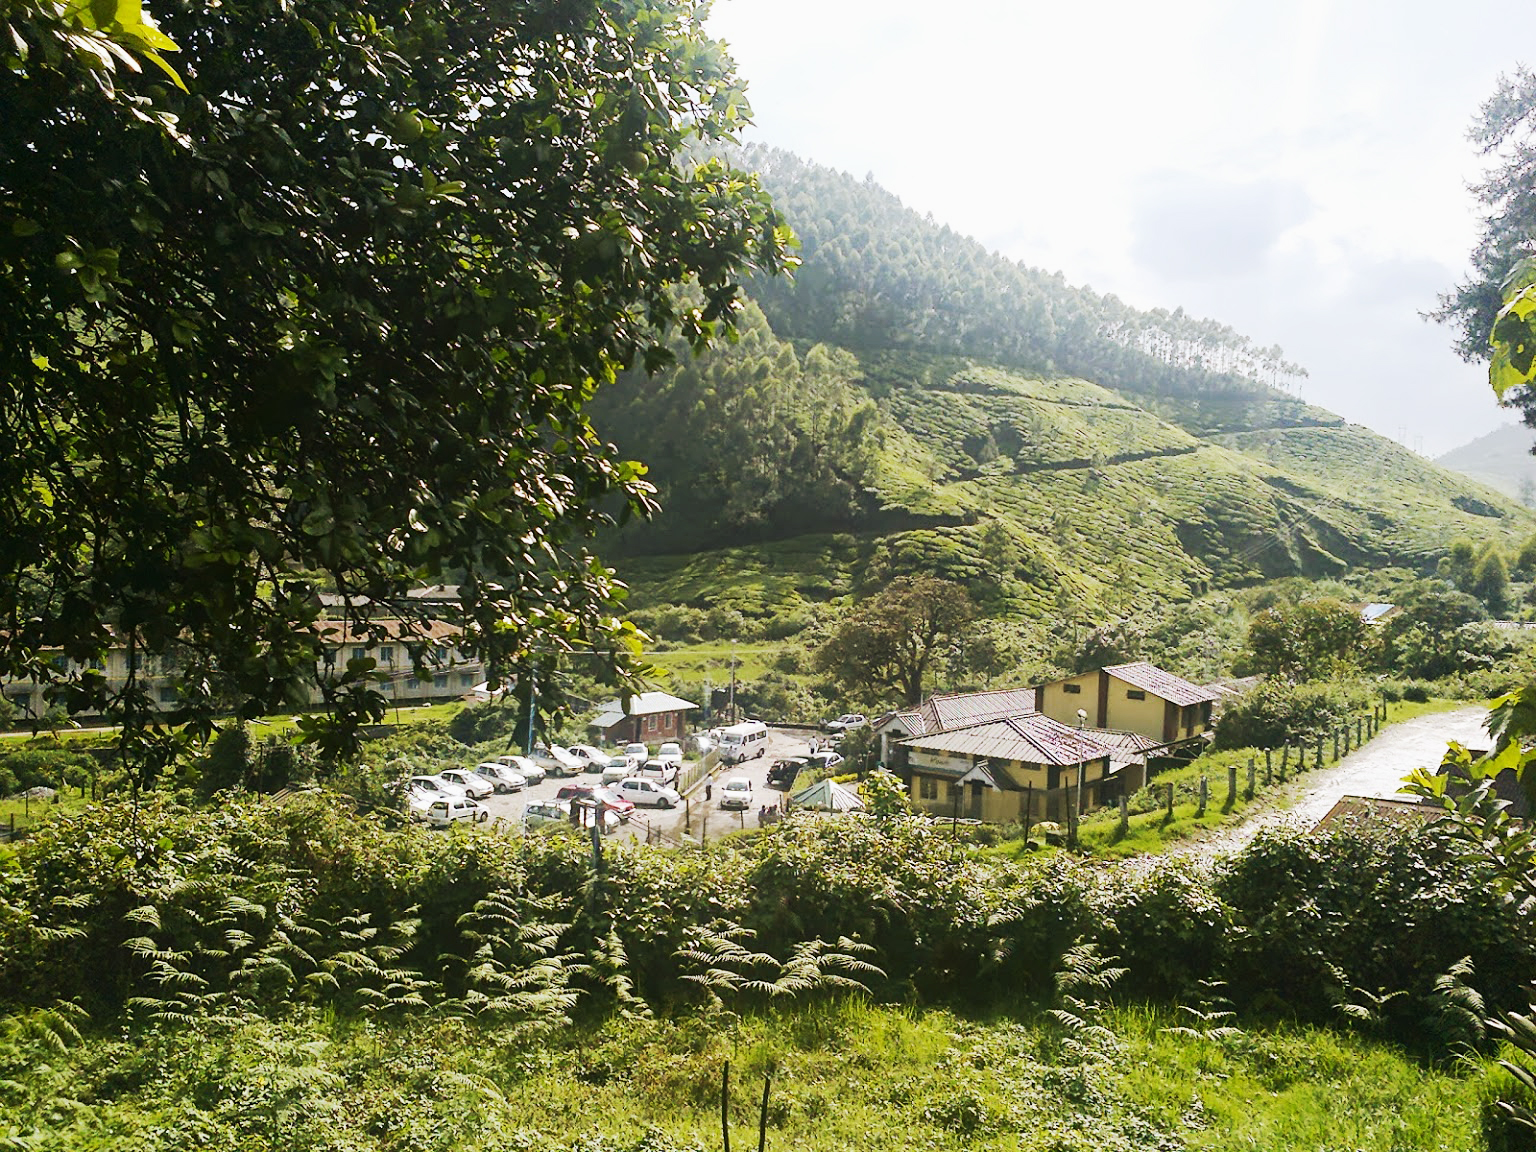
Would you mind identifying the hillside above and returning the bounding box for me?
[593,148,1535,635]
[1437,421,1536,501]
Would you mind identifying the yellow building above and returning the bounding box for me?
[1035,662,1218,746]
[901,712,1123,824]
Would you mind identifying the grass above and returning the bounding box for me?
[1,999,1496,1150]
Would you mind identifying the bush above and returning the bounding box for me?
[1212,680,1372,750]
[0,747,96,795]
[447,701,519,745]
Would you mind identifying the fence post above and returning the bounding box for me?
[1165,782,1174,818]
[1246,757,1256,799]
[1279,745,1289,781]
[1315,735,1323,771]
[1118,792,1128,833]
[1356,717,1363,746]
[1197,775,1208,817]
[1264,748,1273,785]
[1227,764,1237,806]
[1024,783,1033,843]
[1332,730,1339,761]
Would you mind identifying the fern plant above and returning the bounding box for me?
[1048,942,1126,1062]
[438,891,577,1027]
[676,920,883,1010]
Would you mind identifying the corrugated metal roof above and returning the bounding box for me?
[925,686,1037,731]
[593,691,698,717]
[904,712,1115,766]
[1104,662,1221,707]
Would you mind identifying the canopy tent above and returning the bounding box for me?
[789,778,865,813]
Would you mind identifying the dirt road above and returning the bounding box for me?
[1187,705,1490,858]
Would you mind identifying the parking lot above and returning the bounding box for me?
[470,728,826,843]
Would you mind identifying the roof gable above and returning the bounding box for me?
[1104,662,1220,707]
[904,712,1115,766]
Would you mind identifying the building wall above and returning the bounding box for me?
[1102,677,1170,740]
[1036,672,1101,728]
[598,709,688,747]
[906,753,1115,824]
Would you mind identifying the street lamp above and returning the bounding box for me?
[1071,708,1087,846]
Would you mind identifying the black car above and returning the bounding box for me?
[767,758,805,789]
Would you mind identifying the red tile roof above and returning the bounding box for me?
[903,712,1116,766]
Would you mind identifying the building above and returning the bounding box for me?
[2,617,484,721]
[588,691,698,745]
[1034,662,1219,746]
[872,686,1038,765]
[901,712,1120,824]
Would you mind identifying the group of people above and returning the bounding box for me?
[757,803,782,826]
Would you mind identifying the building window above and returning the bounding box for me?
[158,686,178,703]
[645,715,657,732]
[460,673,476,687]
[379,646,395,664]
[433,674,448,689]
[351,647,367,663]
[406,677,419,690]
[946,781,962,801]
[919,776,938,800]
[1063,682,1082,694]
[1126,689,1145,700]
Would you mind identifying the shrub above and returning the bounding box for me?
[447,701,519,745]
[1212,680,1372,750]
[0,747,96,795]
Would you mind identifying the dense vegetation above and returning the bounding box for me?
[0,797,1531,1148]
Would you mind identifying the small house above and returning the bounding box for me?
[589,691,698,745]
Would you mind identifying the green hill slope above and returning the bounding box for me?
[595,150,1534,637]
[1436,421,1536,500]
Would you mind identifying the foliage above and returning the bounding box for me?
[0,745,96,796]
[814,575,975,705]
[1,0,791,773]
[1381,587,1504,680]
[1212,679,1373,750]
[447,701,523,749]
[1239,597,1370,681]
[1073,619,1142,673]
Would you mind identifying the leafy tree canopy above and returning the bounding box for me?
[1238,598,1369,682]
[814,575,975,706]
[1,0,791,772]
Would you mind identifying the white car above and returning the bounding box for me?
[424,797,490,827]
[614,776,680,809]
[637,758,679,787]
[494,754,545,785]
[807,751,846,774]
[409,774,465,799]
[719,776,753,810]
[656,741,683,767]
[531,744,583,777]
[600,756,632,785]
[567,744,608,771]
[474,761,527,793]
[521,799,571,830]
[438,768,494,800]
[623,742,649,768]
[823,714,868,733]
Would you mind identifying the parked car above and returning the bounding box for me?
[807,751,846,774]
[719,776,753,810]
[438,768,494,800]
[656,741,683,767]
[600,756,632,785]
[555,782,636,821]
[474,761,527,793]
[521,799,571,831]
[689,733,716,757]
[567,743,608,771]
[822,713,868,733]
[623,742,649,768]
[424,797,489,827]
[613,776,680,809]
[494,754,545,785]
[767,758,805,789]
[637,758,679,787]
[531,744,583,777]
[409,774,465,799]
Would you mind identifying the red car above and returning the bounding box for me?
[555,782,635,822]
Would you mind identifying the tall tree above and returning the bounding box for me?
[814,576,975,706]
[1,0,791,771]
[1240,598,1368,682]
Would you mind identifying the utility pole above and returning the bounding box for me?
[728,640,737,725]
[524,667,537,755]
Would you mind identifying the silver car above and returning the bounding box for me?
[474,761,527,793]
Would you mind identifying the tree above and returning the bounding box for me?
[2,0,791,773]
[1239,598,1368,682]
[1474,548,1513,617]
[1380,589,1495,680]
[814,576,975,706]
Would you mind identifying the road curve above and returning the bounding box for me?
[1186,705,1491,859]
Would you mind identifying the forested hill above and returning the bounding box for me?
[590,147,1532,621]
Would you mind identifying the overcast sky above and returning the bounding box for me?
[706,0,1528,457]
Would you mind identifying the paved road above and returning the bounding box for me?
[1187,705,1490,858]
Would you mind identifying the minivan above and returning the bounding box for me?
[718,720,769,764]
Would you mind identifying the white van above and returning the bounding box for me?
[718,720,769,764]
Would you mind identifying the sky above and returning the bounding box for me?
[705,0,1529,457]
